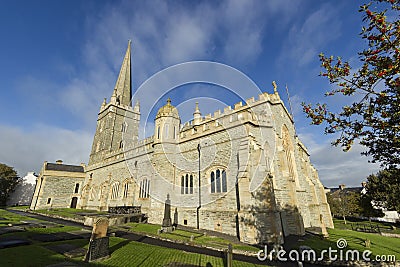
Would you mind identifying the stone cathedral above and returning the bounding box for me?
[30,42,333,244]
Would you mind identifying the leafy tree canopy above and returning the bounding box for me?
[366,168,400,211]
[0,163,20,206]
[302,0,400,168]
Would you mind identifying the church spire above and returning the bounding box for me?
[113,40,132,107]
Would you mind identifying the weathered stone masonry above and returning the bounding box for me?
[31,41,334,244]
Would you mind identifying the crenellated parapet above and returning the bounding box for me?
[177,88,286,140]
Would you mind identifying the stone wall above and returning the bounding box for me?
[34,89,334,245]
[30,162,85,210]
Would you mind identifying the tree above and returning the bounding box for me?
[366,168,400,211]
[359,194,385,220]
[327,190,361,224]
[302,0,400,168]
[0,163,20,206]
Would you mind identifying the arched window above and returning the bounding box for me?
[185,174,189,194]
[181,174,194,195]
[190,175,193,194]
[157,126,161,139]
[282,126,299,187]
[222,170,227,192]
[139,179,150,198]
[89,187,96,201]
[211,172,215,193]
[210,169,227,193]
[119,141,124,149]
[216,169,221,193]
[123,183,129,198]
[181,176,184,194]
[111,182,120,200]
[173,126,176,139]
[74,183,80,193]
[165,124,169,139]
[121,122,128,132]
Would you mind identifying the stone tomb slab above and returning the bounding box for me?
[0,226,25,235]
[31,232,84,242]
[45,243,86,258]
[0,238,31,249]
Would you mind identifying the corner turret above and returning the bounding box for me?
[154,98,180,144]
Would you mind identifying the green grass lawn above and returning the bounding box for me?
[10,208,399,265]
[123,222,260,253]
[29,209,259,253]
[333,218,400,234]
[6,205,30,211]
[0,209,266,266]
[0,232,266,266]
[299,227,400,261]
[0,208,45,226]
[33,208,107,220]
[100,237,265,267]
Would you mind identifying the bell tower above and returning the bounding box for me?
[89,41,140,165]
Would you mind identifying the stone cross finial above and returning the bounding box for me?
[272,81,277,93]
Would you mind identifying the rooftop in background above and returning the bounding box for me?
[45,162,84,173]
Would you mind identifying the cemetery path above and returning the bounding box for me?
[7,209,91,229]
[7,210,322,266]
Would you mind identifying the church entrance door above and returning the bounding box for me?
[70,197,78,208]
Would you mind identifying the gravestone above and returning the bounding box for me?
[173,208,178,226]
[85,217,110,262]
[161,194,173,233]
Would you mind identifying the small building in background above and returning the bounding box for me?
[30,160,85,210]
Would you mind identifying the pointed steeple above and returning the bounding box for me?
[113,40,132,107]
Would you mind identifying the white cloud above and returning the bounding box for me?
[0,124,92,177]
[298,132,380,188]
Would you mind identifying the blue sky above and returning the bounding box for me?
[0,0,382,187]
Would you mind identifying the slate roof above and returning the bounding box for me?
[45,163,84,173]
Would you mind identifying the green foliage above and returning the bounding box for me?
[302,0,400,167]
[359,194,385,218]
[327,191,362,220]
[0,208,43,226]
[366,168,400,211]
[0,163,20,206]
[300,227,400,259]
[328,189,385,220]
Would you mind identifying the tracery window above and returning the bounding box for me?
[111,182,120,200]
[139,179,150,198]
[181,174,194,194]
[210,169,227,193]
[123,182,129,198]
